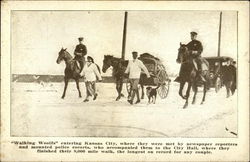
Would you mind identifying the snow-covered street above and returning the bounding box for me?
[11,80,237,138]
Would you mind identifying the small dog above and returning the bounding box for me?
[146,85,160,104]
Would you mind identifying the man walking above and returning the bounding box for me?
[125,51,150,104]
[73,37,87,72]
[81,56,102,102]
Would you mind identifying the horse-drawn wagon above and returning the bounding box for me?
[126,53,171,99]
[204,56,234,93]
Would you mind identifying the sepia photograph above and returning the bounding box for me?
[1,1,249,161]
[11,10,238,137]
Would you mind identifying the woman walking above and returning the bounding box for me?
[81,56,102,102]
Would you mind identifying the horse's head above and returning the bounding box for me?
[176,42,189,64]
[102,55,113,73]
[56,48,67,64]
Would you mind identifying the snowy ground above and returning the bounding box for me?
[11,79,237,137]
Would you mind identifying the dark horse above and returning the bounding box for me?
[56,48,82,99]
[102,55,145,101]
[176,43,210,108]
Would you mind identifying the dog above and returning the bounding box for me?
[146,85,160,104]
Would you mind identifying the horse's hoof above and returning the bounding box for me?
[183,104,188,109]
[200,102,204,105]
[115,98,120,101]
[192,100,196,104]
[79,96,82,98]
[61,97,65,99]
[120,94,124,97]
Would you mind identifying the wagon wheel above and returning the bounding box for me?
[157,82,170,99]
[215,77,222,93]
[156,70,170,99]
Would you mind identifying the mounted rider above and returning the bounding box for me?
[187,31,206,81]
[175,31,207,82]
[73,37,87,72]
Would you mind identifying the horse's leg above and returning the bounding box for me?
[115,80,120,101]
[201,82,207,104]
[227,81,233,98]
[119,78,124,97]
[75,78,82,98]
[61,77,69,99]
[141,84,144,99]
[225,81,230,98]
[179,82,185,99]
[183,82,192,109]
[231,80,236,95]
[115,79,122,101]
[192,83,198,104]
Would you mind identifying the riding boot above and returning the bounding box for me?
[197,64,206,82]
[199,72,206,82]
[79,61,84,73]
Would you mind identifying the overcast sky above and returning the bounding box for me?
[11,10,237,75]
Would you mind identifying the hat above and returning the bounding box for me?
[87,56,94,63]
[132,51,138,55]
[190,31,198,36]
[78,37,83,41]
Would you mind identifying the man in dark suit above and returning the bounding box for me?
[73,37,87,72]
[229,60,237,95]
[222,58,236,97]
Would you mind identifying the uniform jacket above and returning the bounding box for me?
[187,40,203,57]
[74,43,87,58]
[125,59,150,79]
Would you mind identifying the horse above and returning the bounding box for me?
[176,43,210,108]
[102,55,145,101]
[56,48,82,99]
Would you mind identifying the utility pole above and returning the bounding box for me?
[217,12,222,57]
[121,11,128,60]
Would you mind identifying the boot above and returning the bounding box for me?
[197,62,206,82]
[174,76,181,83]
[127,90,135,105]
[199,70,206,82]
[135,90,140,104]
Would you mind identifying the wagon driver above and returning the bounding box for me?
[125,51,150,105]
[73,37,87,72]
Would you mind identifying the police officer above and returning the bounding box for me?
[187,31,205,81]
[73,37,87,72]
